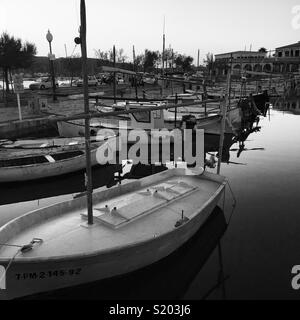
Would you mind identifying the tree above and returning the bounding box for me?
[135,54,145,71]
[182,55,194,72]
[258,47,267,53]
[0,32,37,92]
[143,50,160,72]
[175,54,194,72]
[116,48,128,63]
[61,55,82,85]
[94,49,109,61]
[204,52,215,72]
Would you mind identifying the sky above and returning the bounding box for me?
[0,0,300,64]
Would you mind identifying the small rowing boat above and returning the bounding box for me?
[0,167,226,299]
[0,136,117,183]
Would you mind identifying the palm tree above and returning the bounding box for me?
[0,32,37,92]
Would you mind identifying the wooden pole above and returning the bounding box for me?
[171,48,174,95]
[175,92,178,128]
[217,57,232,174]
[203,81,207,116]
[48,41,57,102]
[17,93,22,121]
[80,0,93,225]
[228,54,233,107]
[133,45,138,100]
[162,17,166,97]
[197,49,200,68]
[113,45,116,103]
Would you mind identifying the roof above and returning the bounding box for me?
[101,66,136,75]
[276,42,300,50]
[215,51,264,57]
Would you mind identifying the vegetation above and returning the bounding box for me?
[174,54,194,72]
[0,32,37,92]
[94,47,194,74]
[94,48,128,64]
[258,47,267,53]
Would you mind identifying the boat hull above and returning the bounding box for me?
[0,182,224,300]
[0,149,98,182]
[0,138,117,182]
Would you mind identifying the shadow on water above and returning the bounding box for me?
[21,206,228,300]
[0,164,122,206]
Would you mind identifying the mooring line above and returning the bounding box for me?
[226,180,237,226]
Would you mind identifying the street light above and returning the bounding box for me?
[46,30,57,101]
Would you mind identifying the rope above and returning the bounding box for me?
[0,248,22,285]
[226,180,237,226]
[0,238,43,282]
[71,44,78,57]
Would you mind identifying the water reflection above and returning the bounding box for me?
[204,115,263,167]
[0,164,121,206]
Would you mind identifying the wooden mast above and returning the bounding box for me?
[80,0,93,225]
[162,16,166,97]
[217,56,232,174]
[113,45,116,103]
[133,45,138,100]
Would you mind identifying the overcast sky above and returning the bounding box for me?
[0,0,299,63]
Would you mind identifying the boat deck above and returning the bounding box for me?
[0,173,223,260]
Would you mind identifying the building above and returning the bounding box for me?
[214,51,272,76]
[213,44,300,75]
[273,42,300,73]
[215,51,267,61]
[275,42,300,58]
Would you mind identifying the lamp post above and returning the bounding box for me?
[46,30,57,101]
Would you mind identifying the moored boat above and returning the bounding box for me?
[0,136,117,182]
[0,167,226,300]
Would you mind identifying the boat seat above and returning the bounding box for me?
[44,155,55,163]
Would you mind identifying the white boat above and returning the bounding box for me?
[0,167,226,299]
[0,137,96,150]
[0,136,117,183]
[57,101,167,143]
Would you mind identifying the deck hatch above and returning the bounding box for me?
[81,180,197,229]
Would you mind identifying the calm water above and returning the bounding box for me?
[1,109,300,300]
[185,109,300,300]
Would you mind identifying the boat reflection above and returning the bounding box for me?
[0,164,122,206]
[22,206,228,300]
[205,115,263,167]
